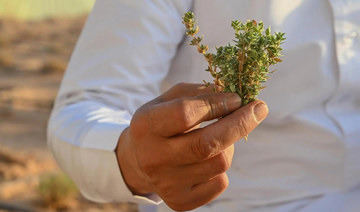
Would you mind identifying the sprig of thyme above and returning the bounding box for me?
[182,12,285,106]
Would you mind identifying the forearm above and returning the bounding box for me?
[47,100,162,204]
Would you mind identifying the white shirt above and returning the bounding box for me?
[47,0,360,211]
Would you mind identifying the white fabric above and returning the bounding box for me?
[47,0,360,211]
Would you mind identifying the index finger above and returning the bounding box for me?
[148,92,242,137]
[169,100,268,164]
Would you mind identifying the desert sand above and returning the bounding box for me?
[0,16,137,212]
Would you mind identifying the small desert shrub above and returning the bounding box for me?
[37,172,78,209]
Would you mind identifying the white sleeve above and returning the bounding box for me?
[47,0,193,204]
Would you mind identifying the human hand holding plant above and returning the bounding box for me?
[116,83,268,211]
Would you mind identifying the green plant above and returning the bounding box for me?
[37,172,78,209]
[182,12,285,106]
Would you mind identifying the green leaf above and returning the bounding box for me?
[266,27,271,36]
[230,83,236,92]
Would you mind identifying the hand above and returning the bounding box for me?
[116,83,268,211]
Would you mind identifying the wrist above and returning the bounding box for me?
[116,127,152,195]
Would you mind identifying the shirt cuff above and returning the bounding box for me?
[80,122,163,204]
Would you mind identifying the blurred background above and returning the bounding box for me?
[0,1,137,211]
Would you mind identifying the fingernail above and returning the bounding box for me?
[253,102,268,122]
[225,94,242,111]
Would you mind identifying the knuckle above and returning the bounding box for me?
[215,152,231,173]
[192,134,220,159]
[177,98,194,128]
[217,174,229,192]
[236,114,251,136]
[206,95,227,118]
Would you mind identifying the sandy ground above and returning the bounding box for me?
[0,16,137,212]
